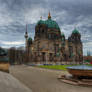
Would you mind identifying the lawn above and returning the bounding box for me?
[38,65,73,70]
[38,64,92,71]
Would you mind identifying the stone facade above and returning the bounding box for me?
[25,13,83,64]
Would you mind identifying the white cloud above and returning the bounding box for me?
[0,0,91,56]
[0,40,25,45]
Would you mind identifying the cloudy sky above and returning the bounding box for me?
[0,0,92,55]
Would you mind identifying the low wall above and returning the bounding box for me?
[0,62,9,73]
[28,61,83,65]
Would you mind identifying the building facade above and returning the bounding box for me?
[25,13,83,64]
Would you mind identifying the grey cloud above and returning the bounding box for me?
[0,0,92,55]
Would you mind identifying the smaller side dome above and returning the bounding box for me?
[28,37,32,45]
[28,37,32,41]
[72,28,80,34]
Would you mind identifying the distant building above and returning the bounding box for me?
[87,50,91,56]
[0,47,9,73]
[83,56,92,64]
[24,12,83,64]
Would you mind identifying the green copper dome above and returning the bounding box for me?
[45,18,60,30]
[37,19,60,30]
[37,13,60,30]
[28,37,32,45]
[28,37,32,41]
[28,37,32,43]
[72,28,80,34]
[37,20,45,25]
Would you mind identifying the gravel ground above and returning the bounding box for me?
[0,71,32,92]
[10,65,92,92]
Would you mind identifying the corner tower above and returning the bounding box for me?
[68,28,83,63]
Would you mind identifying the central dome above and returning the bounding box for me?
[45,18,60,30]
[37,12,60,30]
[37,20,45,25]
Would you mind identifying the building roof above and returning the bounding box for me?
[37,13,60,30]
[45,18,60,30]
[28,37,32,45]
[72,28,80,34]
[37,20,45,25]
[28,37,32,42]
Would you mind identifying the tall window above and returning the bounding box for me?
[54,44,59,55]
[42,29,44,33]
[69,46,73,58]
[51,34,54,39]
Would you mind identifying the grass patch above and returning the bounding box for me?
[38,65,73,70]
[87,64,92,66]
[38,64,92,70]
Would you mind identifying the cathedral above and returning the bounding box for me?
[24,12,83,64]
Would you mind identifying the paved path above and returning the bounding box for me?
[0,71,32,92]
[10,65,92,92]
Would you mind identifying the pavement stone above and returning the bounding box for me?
[0,71,32,92]
[10,65,92,92]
